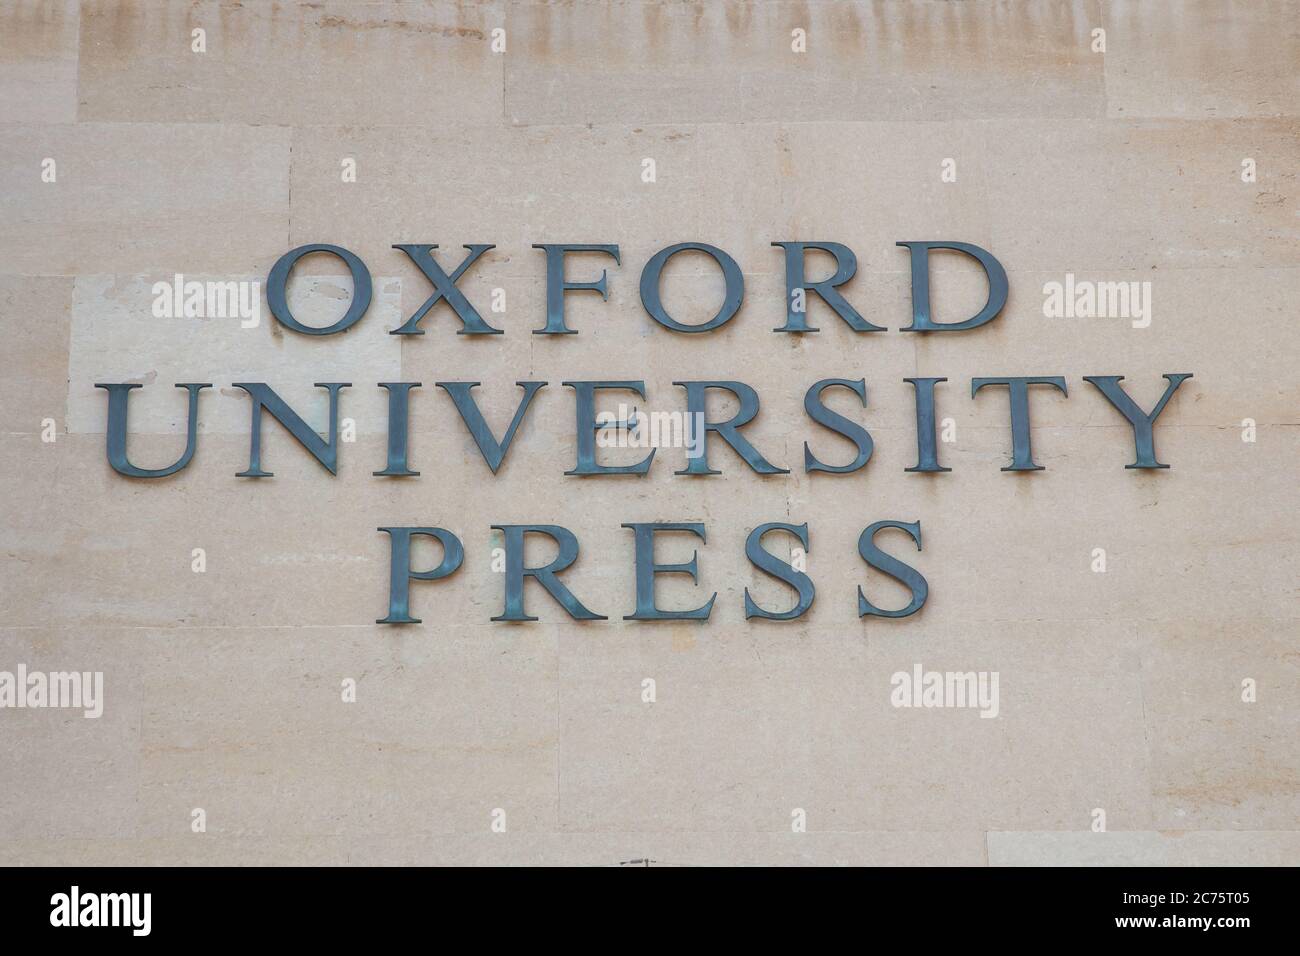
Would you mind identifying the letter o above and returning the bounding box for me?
[639,242,744,333]
[266,243,373,335]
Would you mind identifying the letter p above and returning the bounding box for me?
[377,527,465,624]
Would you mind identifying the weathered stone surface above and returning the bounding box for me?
[980,119,1300,271]
[0,275,73,434]
[1102,0,1300,119]
[0,0,78,123]
[505,0,1107,125]
[0,122,290,274]
[0,0,1293,867]
[988,830,1300,866]
[75,0,505,126]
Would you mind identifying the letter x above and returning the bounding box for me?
[391,243,500,334]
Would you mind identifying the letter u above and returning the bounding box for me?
[97,383,211,478]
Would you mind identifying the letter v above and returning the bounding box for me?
[437,381,547,473]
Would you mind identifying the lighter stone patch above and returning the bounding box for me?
[68,274,402,435]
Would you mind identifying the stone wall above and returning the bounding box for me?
[1,0,1296,865]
